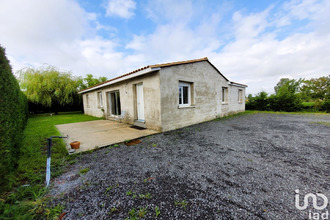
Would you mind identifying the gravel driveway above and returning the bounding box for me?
[50,113,330,220]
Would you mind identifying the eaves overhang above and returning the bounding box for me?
[78,67,161,94]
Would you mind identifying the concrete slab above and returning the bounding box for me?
[56,120,160,153]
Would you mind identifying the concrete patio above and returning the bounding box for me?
[56,120,160,153]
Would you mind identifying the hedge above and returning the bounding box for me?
[0,45,28,191]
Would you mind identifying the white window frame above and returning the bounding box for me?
[238,89,243,103]
[222,87,228,104]
[97,91,103,108]
[179,82,191,107]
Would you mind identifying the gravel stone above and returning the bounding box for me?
[50,113,330,219]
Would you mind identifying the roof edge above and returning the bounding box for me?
[78,67,160,94]
[230,81,248,87]
[78,57,210,93]
[78,57,247,93]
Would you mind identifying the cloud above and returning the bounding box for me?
[0,0,126,77]
[128,0,330,94]
[212,0,330,94]
[105,0,136,19]
[1,0,329,95]
[145,0,194,24]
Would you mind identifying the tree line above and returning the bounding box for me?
[18,66,108,114]
[246,76,330,112]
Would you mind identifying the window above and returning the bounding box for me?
[86,94,89,107]
[238,89,243,103]
[179,82,191,107]
[222,87,228,103]
[109,91,121,115]
[97,92,103,107]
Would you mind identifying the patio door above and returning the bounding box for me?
[136,83,144,121]
[108,91,121,116]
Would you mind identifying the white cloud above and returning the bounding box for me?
[0,0,126,78]
[125,0,330,95]
[212,0,330,94]
[1,0,329,96]
[145,0,194,24]
[105,0,136,19]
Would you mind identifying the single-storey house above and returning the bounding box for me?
[78,57,247,132]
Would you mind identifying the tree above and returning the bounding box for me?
[246,92,269,110]
[300,76,330,101]
[270,78,303,112]
[19,65,78,114]
[77,74,108,90]
[0,45,28,191]
[274,78,290,94]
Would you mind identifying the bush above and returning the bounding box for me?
[268,93,303,112]
[320,99,330,113]
[0,45,28,191]
[246,92,269,110]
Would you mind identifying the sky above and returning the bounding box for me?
[0,0,329,95]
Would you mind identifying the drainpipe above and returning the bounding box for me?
[46,136,68,187]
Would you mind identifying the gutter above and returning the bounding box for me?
[78,67,161,94]
[229,81,248,88]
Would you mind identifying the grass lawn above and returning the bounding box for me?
[0,112,101,219]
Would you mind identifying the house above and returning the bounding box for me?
[78,57,247,132]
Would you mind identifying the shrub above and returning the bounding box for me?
[268,93,303,112]
[246,92,269,110]
[320,99,330,113]
[0,45,28,191]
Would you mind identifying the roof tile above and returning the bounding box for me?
[79,57,210,93]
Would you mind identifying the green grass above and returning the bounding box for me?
[79,168,90,175]
[214,110,254,121]
[0,112,101,219]
[174,199,188,209]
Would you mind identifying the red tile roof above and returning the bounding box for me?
[79,57,233,93]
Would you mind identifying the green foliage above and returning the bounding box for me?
[138,193,152,199]
[300,76,330,101]
[269,79,303,112]
[248,76,329,112]
[246,92,269,110]
[0,45,28,192]
[0,113,100,219]
[79,168,90,174]
[320,99,330,113]
[247,78,304,112]
[19,65,80,114]
[77,74,108,90]
[174,200,188,209]
[155,206,160,218]
[274,78,290,94]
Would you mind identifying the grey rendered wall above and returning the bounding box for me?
[225,85,246,114]
[83,92,104,118]
[82,72,162,131]
[159,61,245,132]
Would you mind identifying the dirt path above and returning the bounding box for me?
[50,113,330,219]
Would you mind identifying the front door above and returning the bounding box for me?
[136,83,144,121]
